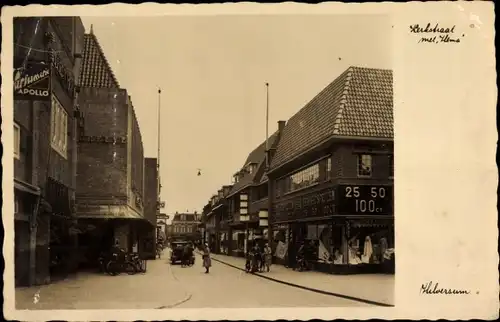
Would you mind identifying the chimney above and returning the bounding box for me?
[278,120,286,133]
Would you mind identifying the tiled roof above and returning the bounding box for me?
[228,131,279,196]
[270,66,393,169]
[80,31,120,88]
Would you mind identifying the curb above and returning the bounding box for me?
[210,255,394,307]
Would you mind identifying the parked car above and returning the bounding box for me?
[169,241,195,265]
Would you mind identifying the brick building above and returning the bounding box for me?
[170,212,202,242]
[221,122,285,257]
[142,157,159,259]
[267,66,395,274]
[74,27,151,265]
[13,17,85,286]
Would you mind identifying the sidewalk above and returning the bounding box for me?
[209,253,394,306]
[15,250,191,310]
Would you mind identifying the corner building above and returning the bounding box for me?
[13,17,85,286]
[267,66,395,274]
[75,28,151,265]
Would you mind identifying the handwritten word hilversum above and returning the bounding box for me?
[421,281,471,295]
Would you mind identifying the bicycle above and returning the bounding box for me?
[131,253,147,273]
[106,253,137,276]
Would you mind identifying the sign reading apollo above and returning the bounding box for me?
[14,63,51,100]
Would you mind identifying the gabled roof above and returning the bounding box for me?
[80,27,120,88]
[270,66,393,169]
[228,130,279,196]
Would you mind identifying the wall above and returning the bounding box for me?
[76,88,129,201]
[128,102,145,216]
[144,158,158,224]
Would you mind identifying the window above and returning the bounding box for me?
[326,157,332,180]
[388,154,394,178]
[51,95,68,158]
[357,154,372,177]
[14,123,20,159]
[278,162,320,195]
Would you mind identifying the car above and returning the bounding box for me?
[169,241,195,265]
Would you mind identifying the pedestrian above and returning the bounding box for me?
[202,243,212,273]
[263,243,272,272]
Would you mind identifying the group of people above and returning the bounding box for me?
[245,242,272,273]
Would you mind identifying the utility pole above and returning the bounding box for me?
[265,82,270,169]
[157,87,161,196]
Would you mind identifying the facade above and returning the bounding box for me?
[142,158,159,259]
[74,27,151,266]
[203,185,232,254]
[13,17,85,286]
[170,212,202,242]
[267,66,394,274]
[156,213,168,241]
[223,121,285,257]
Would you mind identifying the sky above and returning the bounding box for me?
[80,15,392,221]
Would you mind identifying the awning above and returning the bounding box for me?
[14,179,41,196]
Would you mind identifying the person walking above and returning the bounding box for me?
[202,243,212,273]
[263,243,272,272]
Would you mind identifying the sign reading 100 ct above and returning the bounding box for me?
[336,185,393,215]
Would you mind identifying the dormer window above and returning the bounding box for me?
[247,162,257,174]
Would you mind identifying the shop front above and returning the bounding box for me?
[271,184,394,274]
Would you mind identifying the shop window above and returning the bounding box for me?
[357,154,372,177]
[388,154,394,178]
[51,95,68,159]
[14,123,21,159]
[346,225,394,265]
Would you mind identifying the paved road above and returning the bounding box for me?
[170,253,371,308]
[15,253,190,310]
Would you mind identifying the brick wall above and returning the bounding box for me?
[130,104,144,212]
[331,142,393,185]
[144,158,158,224]
[13,17,82,190]
[76,88,129,201]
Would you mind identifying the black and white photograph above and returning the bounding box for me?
[2,2,497,321]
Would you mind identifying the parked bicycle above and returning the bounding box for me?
[106,252,137,276]
[130,253,147,273]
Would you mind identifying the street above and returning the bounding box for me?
[16,250,375,309]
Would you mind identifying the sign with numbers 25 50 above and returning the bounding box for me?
[336,185,393,215]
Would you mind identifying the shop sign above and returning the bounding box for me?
[273,188,335,222]
[51,51,75,96]
[78,135,127,144]
[14,63,51,100]
[336,184,393,215]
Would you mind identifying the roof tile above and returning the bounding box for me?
[270,66,393,169]
[80,33,120,88]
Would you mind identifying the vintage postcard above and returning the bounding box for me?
[1,2,497,321]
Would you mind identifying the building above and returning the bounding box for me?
[156,213,168,241]
[203,185,232,254]
[170,212,202,242]
[74,26,152,266]
[13,17,85,286]
[267,66,394,274]
[142,158,159,259]
[223,122,285,257]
